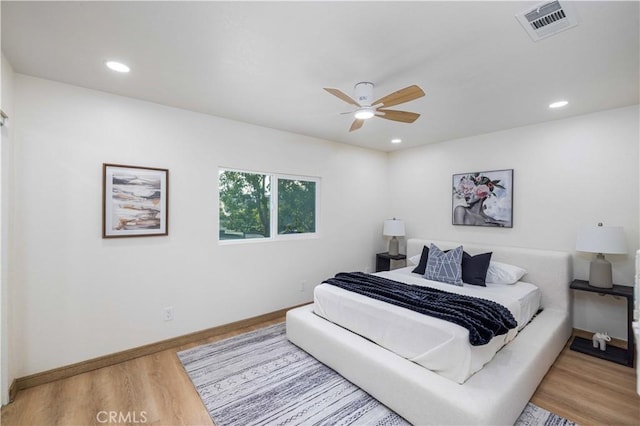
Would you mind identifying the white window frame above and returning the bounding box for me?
[218,167,320,244]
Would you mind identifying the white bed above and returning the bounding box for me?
[287,239,572,425]
[314,267,540,384]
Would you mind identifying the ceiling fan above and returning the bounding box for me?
[324,82,425,132]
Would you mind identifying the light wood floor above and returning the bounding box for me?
[2,317,639,426]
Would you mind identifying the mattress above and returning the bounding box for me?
[313,266,541,384]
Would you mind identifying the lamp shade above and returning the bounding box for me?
[383,219,405,237]
[576,225,627,254]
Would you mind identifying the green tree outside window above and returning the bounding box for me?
[278,179,316,234]
[219,170,318,241]
[219,171,270,240]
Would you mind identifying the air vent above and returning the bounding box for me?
[516,1,579,42]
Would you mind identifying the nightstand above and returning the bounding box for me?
[569,279,635,367]
[375,252,406,272]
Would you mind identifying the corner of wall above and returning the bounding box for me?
[1,50,16,405]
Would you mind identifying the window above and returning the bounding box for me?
[219,169,319,242]
[277,178,316,235]
[218,170,271,240]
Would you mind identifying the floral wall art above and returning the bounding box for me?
[452,169,513,228]
[103,164,169,237]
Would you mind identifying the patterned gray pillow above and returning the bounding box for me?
[424,244,463,286]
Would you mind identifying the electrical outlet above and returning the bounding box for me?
[364,266,371,273]
[163,306,174,322]
[300,280,307,292]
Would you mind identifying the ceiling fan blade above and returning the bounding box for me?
[324,88,360,107]
[373,85,425,108]
[377,109,421,123]
[349,119,365,132]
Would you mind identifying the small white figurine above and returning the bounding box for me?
[592,332,612,351]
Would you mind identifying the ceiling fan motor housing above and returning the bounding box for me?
[354,82,374,106]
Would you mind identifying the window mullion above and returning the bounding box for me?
[271,174,278,239]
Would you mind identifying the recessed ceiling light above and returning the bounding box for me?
[105,61,130,73]
[549,100,568,109]
[391,138,402,144]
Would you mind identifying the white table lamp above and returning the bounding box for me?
[383,218,405,256]
[576,223,627,288]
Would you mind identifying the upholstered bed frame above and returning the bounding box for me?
[287,239,572,425]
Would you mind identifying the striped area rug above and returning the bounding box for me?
[178,323,575,426]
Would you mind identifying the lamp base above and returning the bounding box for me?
[388,236,399,256]
[588,254,613,288]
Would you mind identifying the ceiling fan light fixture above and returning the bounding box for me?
[354,107,375,120]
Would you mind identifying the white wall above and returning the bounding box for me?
[10,75,389,378]
[389,105,640,339]
[1,53,15,405]
[6,71,639,391]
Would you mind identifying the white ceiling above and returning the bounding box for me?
[2,1,639,152]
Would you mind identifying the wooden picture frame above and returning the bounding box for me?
[452,169,513,228]
[102,163,169,238]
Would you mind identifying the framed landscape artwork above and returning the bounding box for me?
[452,169,513,228]
[103,164,169,238]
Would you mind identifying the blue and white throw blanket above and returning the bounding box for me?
[323,272,517,346]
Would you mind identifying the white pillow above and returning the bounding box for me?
[485,261,527,285]
[409,254,421,266]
